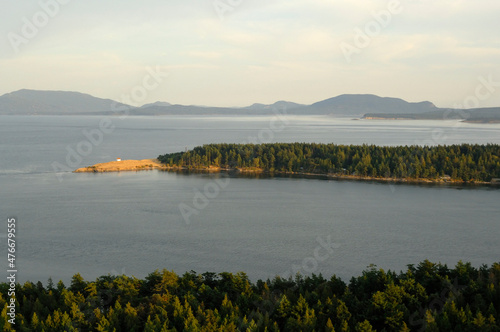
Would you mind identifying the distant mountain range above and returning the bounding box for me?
[0,89,499,122]
[243,101,305,111]
[0,90,130,115]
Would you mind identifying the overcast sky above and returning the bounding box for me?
[1,0,500,108]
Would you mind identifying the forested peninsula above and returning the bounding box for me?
[158,143,500,184]
[2,261,499,331]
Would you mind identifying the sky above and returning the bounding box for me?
[1,0,500,108]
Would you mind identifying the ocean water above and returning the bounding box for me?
[1,115,499,283]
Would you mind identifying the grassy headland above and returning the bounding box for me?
[74,159,169,173]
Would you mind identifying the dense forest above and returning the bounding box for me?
[158,143,500,182]
[1,261,499,331]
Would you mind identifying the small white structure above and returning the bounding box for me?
[116,158,122,162]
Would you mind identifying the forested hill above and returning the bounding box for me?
[1,261,499,331]
[158,143,500,183]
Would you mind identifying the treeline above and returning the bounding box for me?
[1,261,499,331]
[364,108,500,122]
[158,143,500,182]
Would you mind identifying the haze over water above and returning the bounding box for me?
[1,115,499,283]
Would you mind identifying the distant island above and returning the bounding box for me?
[76,143,500,185]
[2,89,500,122]
[363,108,500,123]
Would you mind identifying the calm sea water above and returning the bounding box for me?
[1,115,499,283]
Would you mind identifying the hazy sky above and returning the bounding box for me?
[1,0,500,108]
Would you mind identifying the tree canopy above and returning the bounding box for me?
[2,261,499,331]
[158,143,500,182]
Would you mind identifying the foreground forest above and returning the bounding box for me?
[1,261,499,331]
[158,143,500,183]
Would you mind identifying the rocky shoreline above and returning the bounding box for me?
[74,159,170,173]
[74,159,499,186]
